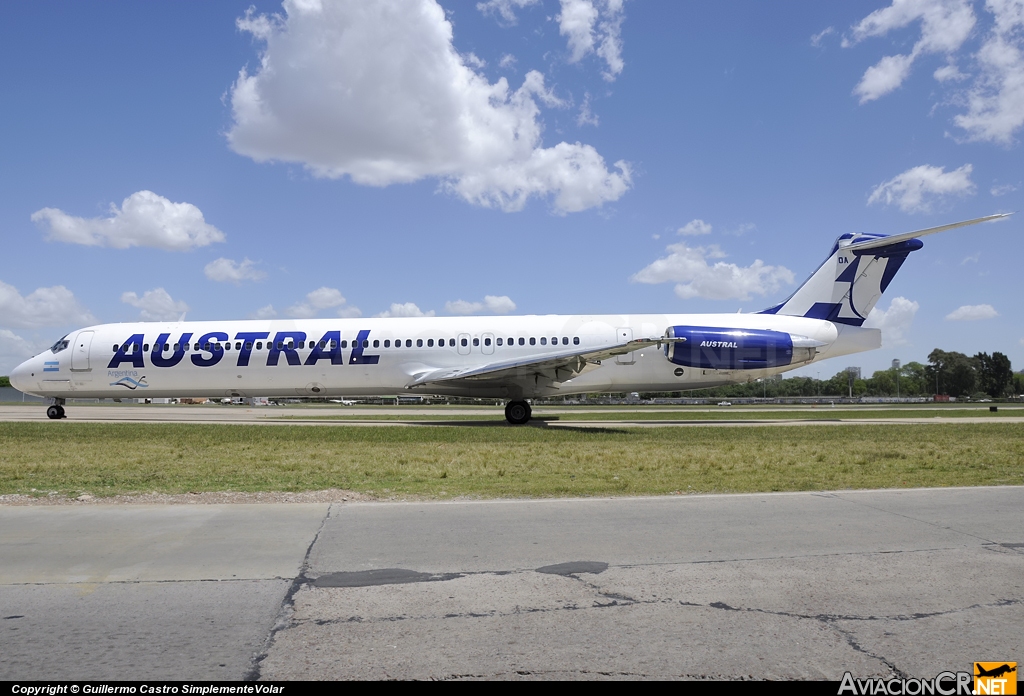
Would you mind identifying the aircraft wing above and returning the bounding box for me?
[845,213,1011,253]
[405,337,674,388]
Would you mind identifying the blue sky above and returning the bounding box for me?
[1,0,1021,378]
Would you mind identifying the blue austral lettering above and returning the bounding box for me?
[191,331,229,367]
[267,331,306,366]
[151,332,193,368]
[234,331,270,367]
[305,330,344,366]
[349,329,380,365]
[108,334,146,369]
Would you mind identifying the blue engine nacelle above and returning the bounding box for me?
[664,326,812,370]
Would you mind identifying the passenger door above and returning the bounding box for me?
[71,331,94,371]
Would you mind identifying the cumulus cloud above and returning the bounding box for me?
[934,60,968,81]
[286,287,359,319]
[864,296,919,346]
[249,304,277,320]
[376,302,435,318]
[844,0,976,103]
[843,1,1024,143]
[577,93,599,127]
[557,0,625,81]
[0,329,49,375]
[204,257,266,284]
[631,243,794,302]
[991,182,1018,195]
[811,26,835,47]
[31,191,225,251]
[227,0,630,215]
[677,219,712,236]
[945,303,999,320]
[867,163,975,212]
[121,288,189,322]
[445,295,517,315]
[954,0,1024,144]
[477,0,539,25]
[0,280,95,330]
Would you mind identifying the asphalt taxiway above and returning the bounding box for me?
[2,487,1021,680]
[1,403,1022,428]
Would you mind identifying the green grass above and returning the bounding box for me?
[1,422,1022,499]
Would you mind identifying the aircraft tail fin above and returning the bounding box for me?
[759,214,1010,325]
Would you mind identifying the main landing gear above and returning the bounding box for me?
[504,400,531,425]
[46,399,66,420]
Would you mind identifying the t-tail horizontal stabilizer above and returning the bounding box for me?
[760,213,1012,326]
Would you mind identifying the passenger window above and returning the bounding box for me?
[112,345,118,352]
[287,341,294,349]
[244,342,252,350]
[256,342,263,350]
[473,338,479,346]
[417,339,423,347]
[540,337,546,345]
[428,338,434,347]
[519,337,525,346]
[298,341,305,349]
[373,340,380,348]
[342,340,348,349]
[406,339,412,348]
[363,340,369,348]
[449,338,455,347]
[496,338,503,346]
[143,344,150,351]
[330,340,337,349]
[562,337,568,345]
[194,343,200,351]
[529,337,536,346]
[461,338,468,347]
[484,338,491,346]
[224,343,231,351]
[384,339,391,348]
[573,337,580,345]
[319,340,326,349]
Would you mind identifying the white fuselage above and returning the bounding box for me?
[10,314,878,400]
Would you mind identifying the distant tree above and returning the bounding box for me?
[0,376,10,388]
[1014,373,1024,396]
[975,352,1014,398]
[927,349,977,397]
[900,362,928,396]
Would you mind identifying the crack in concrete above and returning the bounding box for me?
[690,595,1023,680]
[832,623,907,679]
[833,493,1006,547]
[694,596,1022,624]
[246,501,336,682]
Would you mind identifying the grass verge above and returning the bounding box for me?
[2,422,1022,499]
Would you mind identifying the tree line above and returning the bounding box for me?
[684,350,1022,400]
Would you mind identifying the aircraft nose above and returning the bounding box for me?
[9,357,34,392]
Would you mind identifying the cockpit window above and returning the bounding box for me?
[50,335,70,354]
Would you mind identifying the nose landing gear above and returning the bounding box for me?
[504,400,531,425]
[46,399,66,420]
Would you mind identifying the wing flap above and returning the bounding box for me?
[405,337,673,388]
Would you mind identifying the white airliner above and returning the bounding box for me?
[9,214,1010,424]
